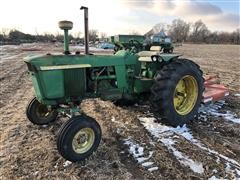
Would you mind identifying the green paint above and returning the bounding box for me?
[64,29,69,53]
[25,49,180,106]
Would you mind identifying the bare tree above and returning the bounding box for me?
[232,28,240,44]
[73,32,82,39]
[169,19,190,42]
[190,20,210,43]
[100,32,107,41]
[89,29,98,42]
[0,34,3,42]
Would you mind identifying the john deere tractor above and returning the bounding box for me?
[25,7,203,162]
[111,33,174,54]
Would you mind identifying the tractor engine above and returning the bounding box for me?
[86,66,117,93]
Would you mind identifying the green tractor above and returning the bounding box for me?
[25,7,204,162]
[147,29,174,53]
[111,34,145,53]
[111,30,174,54]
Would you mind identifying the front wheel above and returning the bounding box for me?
[57,114,102,162]
[150,59,204,127]
[26,97,58,125]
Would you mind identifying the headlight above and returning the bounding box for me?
[152,56,158,62]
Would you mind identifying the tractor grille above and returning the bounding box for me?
[64,69,86,98]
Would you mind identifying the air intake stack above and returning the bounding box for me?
[58,20,73,55]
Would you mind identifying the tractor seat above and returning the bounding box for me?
[138,46,161,62]
[138,51,159,57]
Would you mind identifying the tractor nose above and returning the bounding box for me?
[58,21,73,55]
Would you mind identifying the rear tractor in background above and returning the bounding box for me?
[24,7,228,162]
[111,30,174,54]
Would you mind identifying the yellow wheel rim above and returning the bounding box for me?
[72,128,95,154]
[173,75,198,115]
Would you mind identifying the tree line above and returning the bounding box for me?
[146,19,240,44]
[0,28,107,45]
[0,29,79,45]
[1,19,240,45]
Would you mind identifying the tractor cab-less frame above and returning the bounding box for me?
[25,7,228,162]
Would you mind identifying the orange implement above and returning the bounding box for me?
[203,75,229,104]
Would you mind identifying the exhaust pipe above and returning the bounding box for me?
[80,6,89,55]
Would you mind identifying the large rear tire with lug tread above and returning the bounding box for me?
[26,97,58,125]
[57,114,102,162]
[150,59,204,127]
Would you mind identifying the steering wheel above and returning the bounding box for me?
[128,39,143,53]
[129,39,142,48]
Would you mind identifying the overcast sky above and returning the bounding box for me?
[0,0,239,36]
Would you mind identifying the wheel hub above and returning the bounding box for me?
[173,75,198,115]
[72,128,95,154]
[36,104,54,119]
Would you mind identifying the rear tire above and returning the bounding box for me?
[26,97,57,125]
[57,114,102,162]
[150,59,204,127]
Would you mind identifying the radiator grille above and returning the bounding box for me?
[64,69,86,98]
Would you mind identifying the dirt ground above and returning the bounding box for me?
[0,43,240,179]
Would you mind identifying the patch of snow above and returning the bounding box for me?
[148,167,159,172]
[224,162,238,177]
[63,160,72,167]
[124,139,147,162]
[142,162,154,167]
[236,169,240,176]
[139,115,240,176]
[137,157,150,163]
[170,143,204,174]
[124,139,158,170]
[208,175,220,180]
[199,101,240,124]
[139,117,204,174]
[234,94,240,97]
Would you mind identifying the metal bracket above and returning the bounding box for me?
[57,106,81,118]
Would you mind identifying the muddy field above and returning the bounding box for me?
[0,43,240,179]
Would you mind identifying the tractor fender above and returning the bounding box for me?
[151,54,182,62]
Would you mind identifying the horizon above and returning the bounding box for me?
[0,0,239,36]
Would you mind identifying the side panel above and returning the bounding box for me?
[31,74,44,101]
[38,70,65,99]
[115,65,128,91]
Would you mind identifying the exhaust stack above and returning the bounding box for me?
[80,6,89,55]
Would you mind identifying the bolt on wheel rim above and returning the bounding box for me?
[72,128,95,154]
[173,75,198,115]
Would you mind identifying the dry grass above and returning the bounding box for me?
[0,43,240,179]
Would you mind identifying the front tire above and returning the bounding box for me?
[150,59,204,127]
[26,97,57,125]
[57,114,102,162]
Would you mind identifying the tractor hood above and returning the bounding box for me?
[24,51,138,73]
